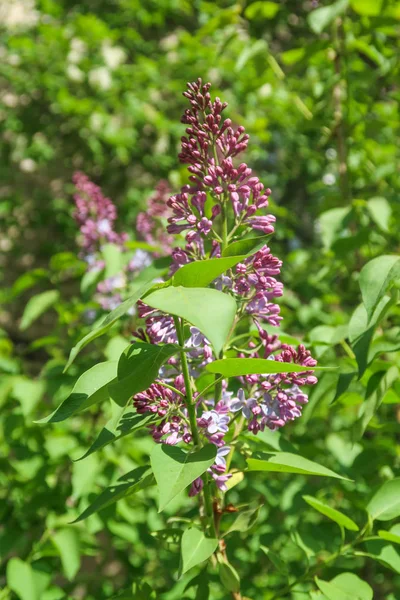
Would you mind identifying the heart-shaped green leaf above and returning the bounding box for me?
[179,527,218,576]
[151,443,217,512]
[145,287,236,355]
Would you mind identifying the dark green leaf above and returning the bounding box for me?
[108,342,180,406]
[37,361,118,423]
[73,466,154,522]
[64,279,155,371]
[218,561,240,593]
[223,505,261,537]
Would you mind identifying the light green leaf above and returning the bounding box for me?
[367,478,400,521]
[218,561,240,593]
[7,558,40,600]
[359,255,400,323]
[102,243,124,279]
[206,357,324,377]
[235,39,268,72]
[52,528,81,580]
[350,0,383,16]
[315,573,373,600]
[362,536,400,573]
[378,527,400,545]
[73,466,154,522]
[172,256,247,288]
[108,342,180,406]
[37,361,117,423]
[245,1,280,20]
[151,444,217,512]
[20,290,59,331]
[179,527,218,577]
[223,505,261,537]
[12,378,45,416]
[303,495,359,531]
[145,287,236,355]
[247,452,349,480]
[221,236,267,258]
[64,279,155,371]
[318,207,351,250]
[367,197,392,232]
[75,403,153,461]
[308,0,349,35]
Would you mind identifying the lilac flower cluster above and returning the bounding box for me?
[131,80,318,495]
[73,171,128,256]
[73,174,173,311]
[166,79,275,247]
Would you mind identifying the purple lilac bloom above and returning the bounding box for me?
[73,171,128,255]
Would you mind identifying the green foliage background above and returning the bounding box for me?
[0,1,399,598]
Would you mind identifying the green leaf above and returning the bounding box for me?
[172,256,246,288]
[247,452,349,480]
[367,197,392,233]
[64,279,155,371]
[359,255,400,323]
[179,527,218,577]
[357,544,400,574]
[378,529,400,545]
[318,207,351,250]
[37,361,117,423]
[315,573,373,600]
[221,236,267,257]
[20,290,60,331]
[260,546,288,574]
[206,357,324,377]
[308,0,349,35]
[352,366,398,441]
[150,444,217,512]
[75,402,153,461]
[367,478,400,521]
[350,0,383,16]
[102,243,124,278]
[302,495,359,531]
[223,505,261,537]
[145,287,236,355]
[108,342,180,406]
[6,558,41,600]
[349,296,393,377]
[218,561,240,593]
[73,466,154,522]
[51,528,81,580]
[245,1,280,20]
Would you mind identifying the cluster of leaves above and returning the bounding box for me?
[1,1,400,599]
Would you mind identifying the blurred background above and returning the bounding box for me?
[0,1,399,599]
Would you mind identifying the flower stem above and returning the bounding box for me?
[173,316,200,446]
[173,315,217,538]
